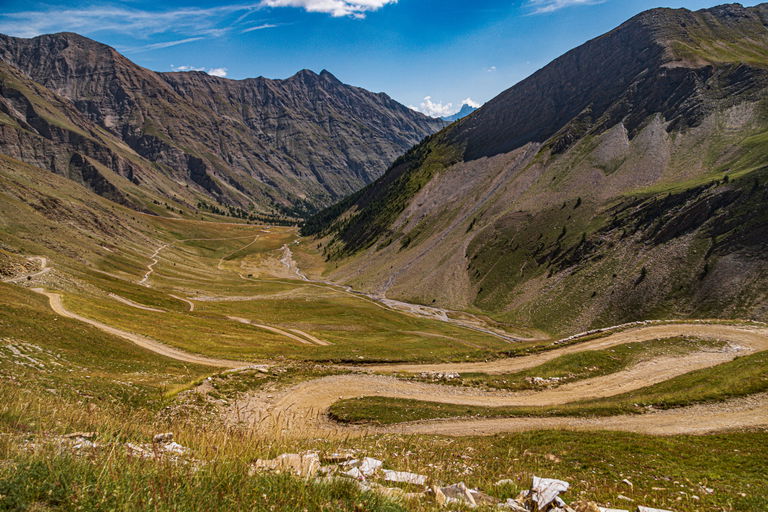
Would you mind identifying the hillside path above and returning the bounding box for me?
[228,323,768,436]
[33,288,249,368]
[2,256,51,283]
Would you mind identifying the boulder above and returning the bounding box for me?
[531,476,570,510]
[64,432,97,440]
[322,452,356,464]
[383,469,428,486]
[498,498,529,511]
[433,482,499,508]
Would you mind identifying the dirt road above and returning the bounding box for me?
[2,256,51,283]
[228,323,768,436]
[362,323,768,374]
[386,393,768,436]
[34,289,249,368]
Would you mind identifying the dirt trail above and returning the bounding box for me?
[288,328,332,346]
[138,244,169,286]
[34,289,249,368]
[170,294,195,312]
[109,293,165,313]
[281,244,531,344]
[140,234,259,287]
[361,323,768,374]
[228,323,768,436]
[2,256,51,283]
[387,393,768,437]
[228,316,329,346]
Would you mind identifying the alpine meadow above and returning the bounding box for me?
[0,2,767,511]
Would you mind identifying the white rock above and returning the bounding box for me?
[361,457,383,475]
[497,498,528,511]
[531,476,570,509]
[383,469,428,486]
[343,467,365,480]
[161,441,187,455]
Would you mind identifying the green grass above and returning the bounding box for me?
[330,350,768,424]
[0,284,210,409]
[49,227,513,363]
[0,452,404,512]
[340,430,768,511]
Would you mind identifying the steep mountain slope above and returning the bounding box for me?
[304,3,768,335]
[0,32,441,214]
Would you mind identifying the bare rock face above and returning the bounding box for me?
[0,32,442,213]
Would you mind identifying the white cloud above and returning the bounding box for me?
[170,65,206,72]
[259,0,397,18]
[527,0,605,15]
[171,65,229,77]
[486,66,497,72]
[410,96,483,118]
[410,96,455,118]
[0,1,381,44]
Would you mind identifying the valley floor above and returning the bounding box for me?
[1,216,766,511]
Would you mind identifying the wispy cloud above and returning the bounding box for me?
[242,23,279,33]
[0,4,266,39]
[138,37,206,51]
[260,0,397,19]
[0,1,390,45]
[527,0,605,15]
[486,65,497,72]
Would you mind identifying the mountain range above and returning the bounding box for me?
[0,32,442,217]
[304,2,768,334]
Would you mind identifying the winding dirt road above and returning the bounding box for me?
[9,245,768,438]
[228,323,768,436]
[2,256,51,283]
[362,323,768,374]
[33,289,249,368]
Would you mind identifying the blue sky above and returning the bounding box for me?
[0,0,762,116]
